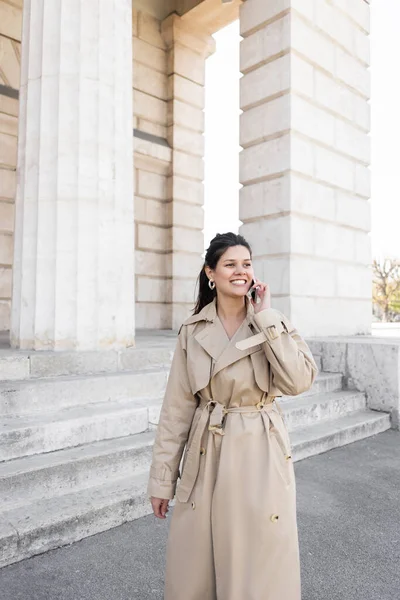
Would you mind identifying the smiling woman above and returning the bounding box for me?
[148,231,318,600]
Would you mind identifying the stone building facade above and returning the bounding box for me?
[0,0,372,345]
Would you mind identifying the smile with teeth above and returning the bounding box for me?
[231,280,247,285]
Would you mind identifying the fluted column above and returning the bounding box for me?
[11,0,135,350]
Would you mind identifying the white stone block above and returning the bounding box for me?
[354,164,370,198]
[134,90,167,125]
[291,296,371,336]
[170,252,203,278]
[0,200,14,231]
[171,226,203,253]
[240,54,291,110]
[240,14,290,74]
[290,53,314,99]
[137,276,171,303]
[291,256,336,297]
[240,0,314,36]
[135,302,171,329]
[135,250,170,278]
[172,201,204,229]
[0,232,13,264]
[354,28,370,66]
[0,266,11,297]
[240,95,290,148]
[168,176,204,205]
[135,196,167,227]
[172,278,197,305]
[335,47,370,98]
[168,125,204,157]
[167,99,204,132]
[172,303,193,331]
[314,145,354,192]
[137,12,165,50]
[335,192,370,232]
[132,37,166,73]
[291,174,336,221]
[313,221,355,262]
[291,134,314,178]
[0,133,17,168]
[0,95,18,118]
[137,170,167,200]
[314,71,354,121]
[167,45,205,86]
[240,134,290,184]
[0,168,16,200]
[137,119,167,140]
[0,1,22,41]
[291,13,335,74]
[239,175,290,222]
[255,256,290,295]
[290,215,315,256]
[133,62,167,101]
[352,96,370,132]
[353,230,371,265]
[331,0,370,34]
[291,95,335,148]
[0,299,10,331]
[336,264,371,298]
[314,0,353,55]
[0,113,17,137]
[172,150,204,181]
[241,216,291,256]
[335,118,370,164]
[137,223,170,252]
[167,74,204,109]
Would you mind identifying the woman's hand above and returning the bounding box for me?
[251,278,271,314]
[151,496,170,519]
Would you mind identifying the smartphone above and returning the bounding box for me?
[250,279,258,302]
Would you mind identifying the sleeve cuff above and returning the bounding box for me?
[147,476,177,500]
[253,308,286,341]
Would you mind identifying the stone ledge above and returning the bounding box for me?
[307,336,400,429]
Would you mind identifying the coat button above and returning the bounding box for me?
[270,514,279,523]
[191,501,196,510]
[200,447,206,456]
[285,454,292,461]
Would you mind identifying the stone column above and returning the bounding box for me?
[240,0,371,337]
[162,14,215,330]
[11,0,135,350]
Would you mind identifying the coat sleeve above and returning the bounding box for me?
[147,326,198,500]
[253,308,318,396]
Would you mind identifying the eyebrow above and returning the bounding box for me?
[222,258,252,262]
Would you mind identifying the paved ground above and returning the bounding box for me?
[1,430,399,600]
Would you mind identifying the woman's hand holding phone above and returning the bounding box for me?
[249,277,271,314]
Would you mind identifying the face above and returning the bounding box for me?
[206,245,254,299]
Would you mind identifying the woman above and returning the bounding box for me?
[148,232,318,600]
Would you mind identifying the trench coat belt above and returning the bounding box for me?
[176,396,284,504]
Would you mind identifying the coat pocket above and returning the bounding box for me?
[250,349,271,392]
[268,411,293,487]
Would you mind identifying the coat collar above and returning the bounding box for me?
[185,298,262,377]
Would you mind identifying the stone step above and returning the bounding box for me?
[0,398,162,462]
[0,369,168,416]
[0,432,155,511]
[281,390,367,431]
[0,471,152,569]
[286,372,343,397]
[0,344,176,382]
[291,409,392,462]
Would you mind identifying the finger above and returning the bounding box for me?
[161,499,169,517]
[151,499,165,519]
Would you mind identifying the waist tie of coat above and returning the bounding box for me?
[176,396,287,504]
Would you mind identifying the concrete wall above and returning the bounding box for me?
[0,0,21,331]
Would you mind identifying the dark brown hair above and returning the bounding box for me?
[193,232,252,314]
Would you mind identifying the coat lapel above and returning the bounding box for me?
[212,316,261,377]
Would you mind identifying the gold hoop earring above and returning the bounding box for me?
[208,279,216,290]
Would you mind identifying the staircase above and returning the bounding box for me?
[0,336,391,568]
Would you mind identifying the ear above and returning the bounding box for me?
[204,266,213,280]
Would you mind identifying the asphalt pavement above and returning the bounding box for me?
[1,429,399,600]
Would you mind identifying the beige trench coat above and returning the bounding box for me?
[148,298,318,600]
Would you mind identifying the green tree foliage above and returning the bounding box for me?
[372,258,400,322]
